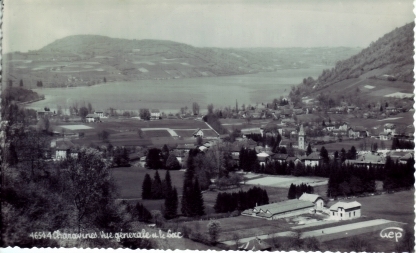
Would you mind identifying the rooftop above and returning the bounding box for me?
[330,201,361,211]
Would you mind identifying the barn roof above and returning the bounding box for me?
[254,199,314,217]
[330,201,361,211]
[299,193,323,203]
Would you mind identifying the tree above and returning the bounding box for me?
[207,104,214,114]
[162,170,173,197]
[139,108,151,120]
[146,148,162,169]
[87,102,93,113]
[151,170,163,199]
[19,79,23,87]
[142,174,152,199]
[207,220,221,245]
[161,144,170,167]
[59,148,115,232]
[193,178,205,216]
[103,77,107,83]
[320,146,329,163]
[165,154,181,170]
[36,117,50,132]
[288,183,296,199]
[137,128,144,138]
[192,102,200,115]
[306,144,312,156]
[79,106,89,120]
[163,187,178,219]
[97,130,110,142]
[196,136,203,146]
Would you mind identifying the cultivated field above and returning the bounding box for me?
[313,138,391,152]
[55,118,211,147]
[244,175,328,188]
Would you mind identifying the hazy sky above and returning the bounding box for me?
[3,0,415,53]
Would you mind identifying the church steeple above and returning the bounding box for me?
[298,124,305,150]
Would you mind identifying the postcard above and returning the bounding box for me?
[1,0,415,252]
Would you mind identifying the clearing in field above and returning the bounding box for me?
[384,92,414,98]
[364,85,375,89]
[60,124,93,130]
[245,175,328,188]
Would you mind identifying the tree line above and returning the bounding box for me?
[287,183,314,199]
[213,186,269,213]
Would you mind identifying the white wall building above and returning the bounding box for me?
[299,193,325,211]
[329,201,361,220]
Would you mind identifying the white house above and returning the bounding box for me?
[94,111,104,118]
[302,152,321,167]
[55,139,76,160]
[257,152,271,166]
[384,123,396,135]
[299,193,325,211]
[150,109,160,120]
[85,114,99,123]
[193,128,204,138]
[329,201,361,220]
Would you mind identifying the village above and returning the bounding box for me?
[30,93,414,251]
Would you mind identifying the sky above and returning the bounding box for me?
[3,0,415,53]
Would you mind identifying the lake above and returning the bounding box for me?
[28,67,327,114]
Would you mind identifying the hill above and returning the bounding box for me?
[290,22,414,107]
[3,35,360,88]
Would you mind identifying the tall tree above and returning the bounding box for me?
[165,154,181,170]
[146,148,162,169]
[162,170,173,197]
[164,187,178,219]
[142,174,152,199]
[192,102,200,115]
[151,170,163,199]
[19,79,23,87]
[193,178,205,216]
[306,144,312,156]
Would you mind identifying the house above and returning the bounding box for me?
[299,193,325,211]
[302,152,321,167]
[272,153,289,164]
[150,109,160,119]
[379,131,392,141]
[348,126,368,138]
[241,199,314,220]
[55,139,76,160]
[383,123,396,135]
[85,114,99,123]
[239,237,271,251]
[337,122,349,131]
[385,106,398,114]
[329,201,361,220]
[343,153,386,169]
[286,156,302,165]
[193,128,204,138]
[94,111,104,118]
[257,152,271,166]
[324,124,336,131]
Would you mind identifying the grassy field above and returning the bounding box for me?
[327,190,415,226]
[313,138,392,152]
[244,174,328,188]
[111,167,185,199]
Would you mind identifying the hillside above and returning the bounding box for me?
[3,35,360,88]
[290,22,414,106]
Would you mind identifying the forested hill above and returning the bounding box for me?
[305,22,414,89]
[3,35,360,88]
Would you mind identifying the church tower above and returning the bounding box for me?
[298,124,305,150]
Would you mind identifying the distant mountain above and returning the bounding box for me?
[3,35,361,88]
[290,22,414,105]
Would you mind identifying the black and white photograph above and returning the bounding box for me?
[1,0,415,252]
